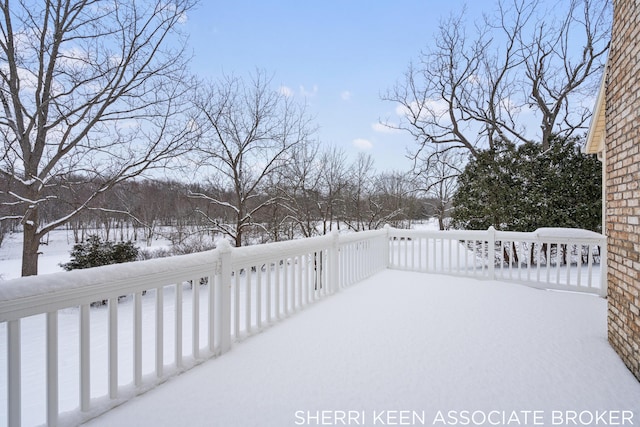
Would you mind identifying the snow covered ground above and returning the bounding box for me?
[78,270,640,427]
[0,229,172,281]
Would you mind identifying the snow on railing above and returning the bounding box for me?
[388,226,607,297]
[0,226,605,426]
[0,230,387,427]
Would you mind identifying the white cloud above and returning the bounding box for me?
[279,86,294,98]
[395,99,450,122]
[352,138,373,150]
[300,85,318,97]
[340,90,352,101]
[371,122,400,134]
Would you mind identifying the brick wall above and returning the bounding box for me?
[606,0,640,381]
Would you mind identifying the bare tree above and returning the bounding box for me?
[384,0,610,156]
[317,146,349,234]
[411,145,465,230]
[276,139,323,238]
[374,171,420,229]
[0,0,198,276]
[191,71,315,247]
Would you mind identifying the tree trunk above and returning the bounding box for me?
[530,243,535,266]
[235,226,242,247]
[22,223,40,276]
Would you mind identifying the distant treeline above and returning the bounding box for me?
[0,174,444,248]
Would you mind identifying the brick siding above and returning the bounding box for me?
[606,0,640,381]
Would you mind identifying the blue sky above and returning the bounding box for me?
[184,1,496,172]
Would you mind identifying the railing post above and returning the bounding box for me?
[331,230,340,293]
[487,226,496,280]
[218,240,233,353]
[383,225,391,269]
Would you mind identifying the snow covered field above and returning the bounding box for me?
[0,229,172,281]
[0,230,71,281]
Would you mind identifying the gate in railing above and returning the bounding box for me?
[0,226,604,426]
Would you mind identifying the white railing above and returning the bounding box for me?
[0,230,387,427]
[388,226,607,297]
[0,226,605,426]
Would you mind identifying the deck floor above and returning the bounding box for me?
[82,270,640,427]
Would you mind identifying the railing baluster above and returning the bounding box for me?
[275,261,281,318]
[362,241,366,279]
[545,242,551,284]
[432,238,437,273]
[411,238,416,271]
[296,255,302,309]
[175,282,183,368]
[577,244,583,287]
[537,242,542,283]
[339,247,344,288]
[156,287,164,378]
[425,237,430,272]
[463,240,468,275]
[290,257,296,310]
[456,239,460,274]
[556,243,562,285]
[566,242,573,286]
[208,275,216,353]
[108,297,118,398]
[500,240,505,279]
[47,311,58,427]
[234,271,240,338]
[266,262,272,322]
[256,266,263,330]
[304,254,310,306]
[588,243,594,288]
[347,244,352,284]
[245,268,251,333]
[192,277,200,359]
[390,236,395,267]
[80,304,91,411]
[512,241,516,279]
[134,292,142,386]
[519,241,524,280]
[283,259,289,316]
[8,319,21,427]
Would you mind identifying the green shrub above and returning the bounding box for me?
[61,235,139,271]
[451,136,602,232]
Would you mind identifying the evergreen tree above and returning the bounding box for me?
[451,136,602,232]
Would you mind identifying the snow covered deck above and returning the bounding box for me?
[82,270,640,427]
